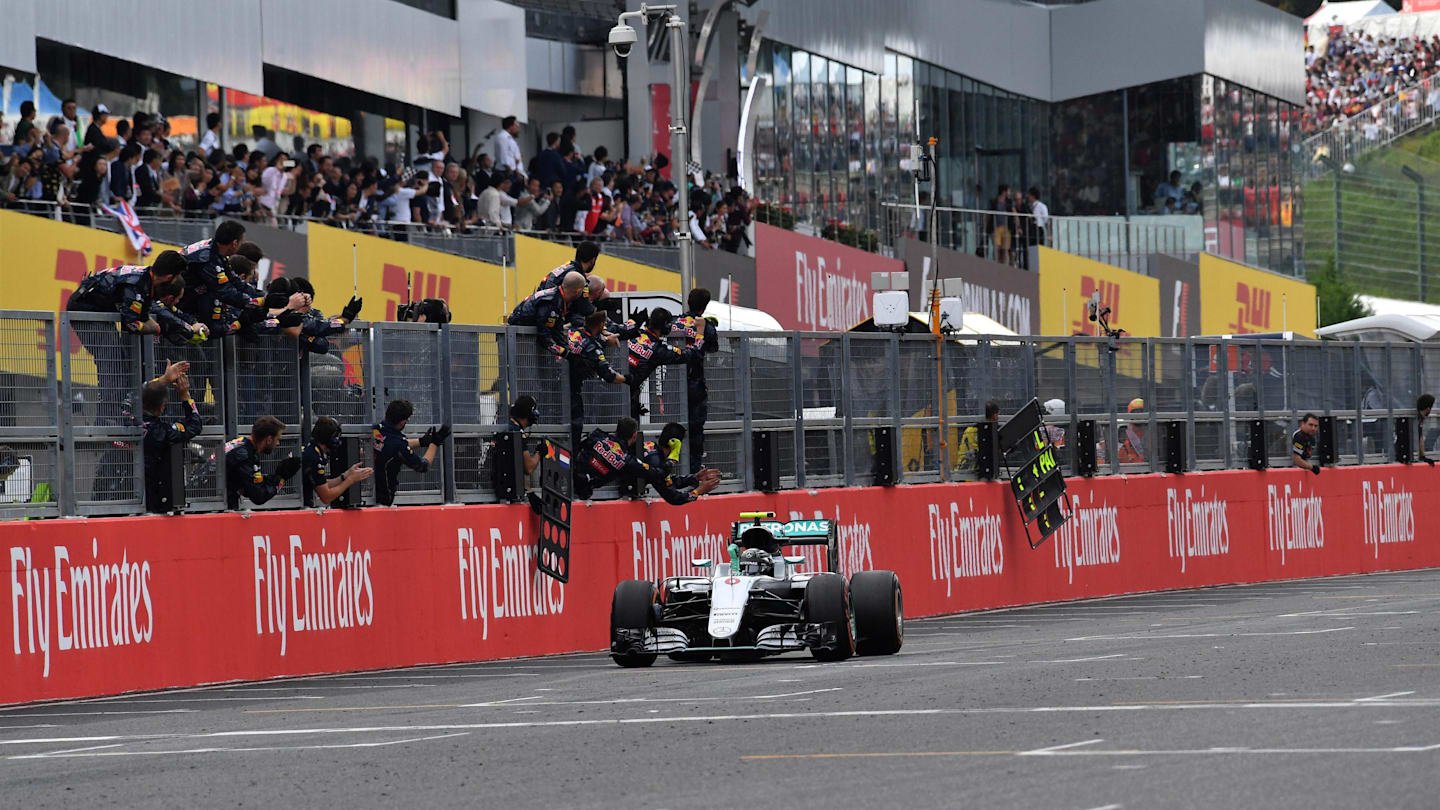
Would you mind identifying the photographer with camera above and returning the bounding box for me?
[513,177,552,231]
[373,399,450,506]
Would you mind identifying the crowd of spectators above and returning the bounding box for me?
[3,106,756,254]
[1304,29,1440,132]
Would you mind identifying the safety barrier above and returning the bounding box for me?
[2,309,1438,517]
[2,463,1436,705]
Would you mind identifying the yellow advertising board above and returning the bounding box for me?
[306,224,508,325]
[0,210,182,384]
[1037,247,1161,338]
[513,234,680,307]
[1198,254,1317,338]
[0,209,180,314]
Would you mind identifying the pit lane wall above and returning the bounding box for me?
[4,464,1435,705]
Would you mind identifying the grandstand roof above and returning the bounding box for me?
[1305,0,1396,27]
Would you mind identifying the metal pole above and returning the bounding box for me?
[1404,166,1426,301]
[668,13,694,295]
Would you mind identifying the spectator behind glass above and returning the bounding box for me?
[11,100,37,145]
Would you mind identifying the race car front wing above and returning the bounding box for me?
[612,623,837,655]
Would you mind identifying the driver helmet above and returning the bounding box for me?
[737,547,774,577]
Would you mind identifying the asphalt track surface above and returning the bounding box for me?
[3,570,1440,809]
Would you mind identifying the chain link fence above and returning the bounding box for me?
[4,308,1439,519]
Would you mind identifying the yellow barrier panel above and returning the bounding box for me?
[306,224,507,325]
[1198,254,1317,338]
[0,210,181,384]
[1037,246,1161,338]
[0,210,181,314]
[512,234,679,308]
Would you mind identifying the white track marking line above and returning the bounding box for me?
[11,732,471,760]
[1019,739,1104,756]
[1080,804,1123,810]
[461,687,841,708]
[1068,627,1354,641]
[12,700,1440,748]
[1358,691,1416,702]
[0,710,197,718]
[1033,654,1127,664]
[465,695,544,708]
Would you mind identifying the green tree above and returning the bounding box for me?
[1310,256,1374,327]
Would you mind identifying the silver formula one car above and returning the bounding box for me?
[610,512,903,667]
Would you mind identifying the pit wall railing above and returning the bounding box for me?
[1,308,1433,519]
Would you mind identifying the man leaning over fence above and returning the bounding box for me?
[225,415,301,510]
[65,250,196,425]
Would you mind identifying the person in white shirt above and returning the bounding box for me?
[688,202,711,248]
[512,177,551,231]
[381,175,426,224]
[1026,187,1048,253]
[487,116,525,178]
[258,152,296,220]
[478,175,531,227]
[199,112,221,156]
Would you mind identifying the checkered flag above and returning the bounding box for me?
[686,159,704,184]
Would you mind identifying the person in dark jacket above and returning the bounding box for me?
[636,422,721,499]
[225,416,300,509]
[65,251,198,424]
[564,311,628,453]
[372,399,450,506]
[671,288,720,472]
[535,241,601,292]
[179,220,262,337]
[508,270,590,355]
[626,307,705,419]
[302,416,372,507]
[141,367,202,513]
[574,418,716,505]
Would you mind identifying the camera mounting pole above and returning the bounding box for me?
[612,4,694,296]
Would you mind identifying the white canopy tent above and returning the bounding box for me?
[1306,0,1397,27]
[1315,294,1440,341]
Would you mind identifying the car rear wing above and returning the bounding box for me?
[732,513,840,573]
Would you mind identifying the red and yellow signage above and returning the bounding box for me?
[1198,254,1317,337]
[513,234,680,308]
[1037,247,1161,338]
[0,210,180,315]
[307,224,507,325]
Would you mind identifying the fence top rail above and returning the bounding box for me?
[374,321,443,333]
[57,312,123,323]
[0,310,58,321]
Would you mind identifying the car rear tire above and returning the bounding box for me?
[851,570,903,656]
[611,580,658,668]
[804,573,853,662]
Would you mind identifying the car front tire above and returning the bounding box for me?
[851,570,903,656]
[804,573,854,662]
[611,580,659,668]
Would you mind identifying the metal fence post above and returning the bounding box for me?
[1218,341,1232,469]
[791,334,805,489]
[1254,337,1266,467]
[371,326,388,420]
[1105,343,1120,476]
[298,350,313,455]
[1353,342,1365,464]
[1185,339,1196,472]
[888,334,903,484]
[737,334,754,492]
[57,313,77,517]
[1144,340,1157,473]
[438,325,457,503]
[1384,344,1395,463]
[223,335,239,443]
[840,332,854,487]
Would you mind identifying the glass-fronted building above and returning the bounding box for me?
[739,0,1305,274]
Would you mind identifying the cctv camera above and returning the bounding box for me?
[609,23,637,58]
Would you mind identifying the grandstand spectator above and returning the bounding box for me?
[137,149,164,208]
[59,99,81,152]
[1305,29,1440,132]
[513,177,551,231]
[200,112,221,156]
[252,125,280,161]
[11,100,37,145]
[488,116,525,177]
[109,143,142,207]
[83,104,110,153]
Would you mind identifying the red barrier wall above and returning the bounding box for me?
[4,465,1437,705]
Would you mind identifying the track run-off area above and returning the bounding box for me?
[1,568,1438,809]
